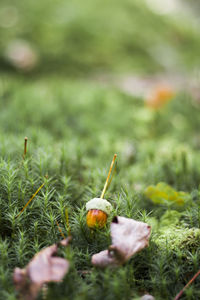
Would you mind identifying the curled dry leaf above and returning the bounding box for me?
[13,237,71,300]
[92,216,151,268]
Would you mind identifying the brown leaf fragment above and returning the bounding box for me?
[140,294,155,300]
[60,236,72,246]
[92,216,151,268]
[13,237,71,300]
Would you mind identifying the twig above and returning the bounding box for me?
[174,269,200,300]
[106,162,117,192]
[16,181,45,218]
[100,154,117,199]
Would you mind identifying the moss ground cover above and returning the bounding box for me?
[0,76,200,299]
[1,1,200,299]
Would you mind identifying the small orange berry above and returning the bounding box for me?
[86,209,108,228]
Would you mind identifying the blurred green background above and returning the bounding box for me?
[1,0,200,76]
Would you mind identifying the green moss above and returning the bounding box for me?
[155,227,200,252]
[160,210,182,227]
[0,77,200,299]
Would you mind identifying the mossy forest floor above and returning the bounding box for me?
[0,75,200,300]
[1,1,200,299]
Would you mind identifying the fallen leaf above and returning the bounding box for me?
[146,86,175,109]
[92,216,151,268]
[13,237,71,300]
[144,182,190,205]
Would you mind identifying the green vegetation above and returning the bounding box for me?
[0,77,200,299]
[1,0,200,75]
[1,0,200,299]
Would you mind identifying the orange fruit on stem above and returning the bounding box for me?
[86,198,113,229]
[86,209,108,228]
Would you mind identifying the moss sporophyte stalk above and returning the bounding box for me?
[86,154,117,228]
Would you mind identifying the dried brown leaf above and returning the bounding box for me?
[13,237,71,300]
[92,216,151,267]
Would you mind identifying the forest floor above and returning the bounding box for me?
[0,74,200,299]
